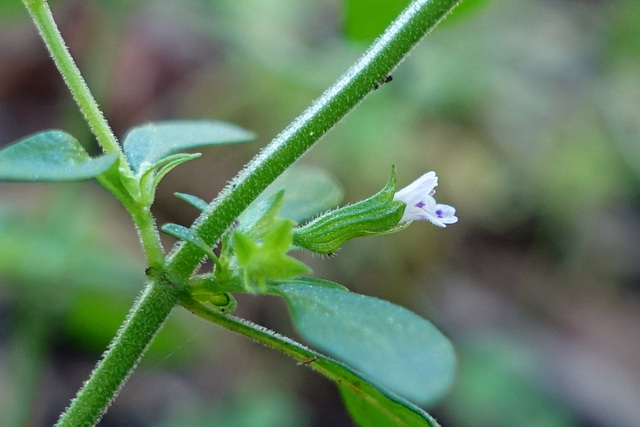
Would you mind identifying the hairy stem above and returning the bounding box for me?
[56,280,179,427]
[130,205,165,269]
[21,0,123,159]
[184,301,438,426]
[166,0,461,278]
[47,0,460,424]
[21,0,165,268]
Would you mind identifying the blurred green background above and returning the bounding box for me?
[1,0,640,425]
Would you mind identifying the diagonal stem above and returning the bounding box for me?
[47,0,461,425]
[55,279,179,427]
[183,300,439,426]
[166,0,462,279]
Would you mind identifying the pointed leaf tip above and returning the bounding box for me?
[174,192,208,212]
[272,282,456,406]
[161,223,218,262]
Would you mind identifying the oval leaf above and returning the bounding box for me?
[0,130,117,181]
[191,303,439,426]
[123,120,255,174]
[272,281,456,405]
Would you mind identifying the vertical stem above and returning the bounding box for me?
[131,205,165,269]
[21,0,124,160]
[55,280,179,427]
[21,0,167,268]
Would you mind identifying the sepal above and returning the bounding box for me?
[292,167,406,254]
[234,219,311,293]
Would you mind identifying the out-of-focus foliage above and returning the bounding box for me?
[444,336,577,427]
[0,189,141,291]
[159,379,310,427]
[343,0,494,41]
[1,0,640,425]
[343,0,409,42]
[0,186,203,425]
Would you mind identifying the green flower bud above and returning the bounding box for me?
[234,218,311,293]
[292,168,407,255]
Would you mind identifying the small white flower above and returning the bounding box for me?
[394,171,458,227]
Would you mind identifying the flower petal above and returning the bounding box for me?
[426,204,458,227]
[394,171,457,227]
[393,171,437,206]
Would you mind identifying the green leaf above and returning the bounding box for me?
[271,281,456,405]
[174,192,208,212]
[144,152,201,189]
[233,221,311,292]
[189,301,439,427]
[161,223,218,263]
[270,276,348,292]
[271,166,344,223]
[0,192,144,292]
[438,0,495,27]
[339,384,440,427]
[139,153,201,203]
[343,0,490,42]
[236,191,286,238]
[0,130,117,182]
[249,165,344,224]
[344,0,410,42]
[233,230,259,265]
[0,0,32,23]
[261,217,297,254]
[123,120,255,174]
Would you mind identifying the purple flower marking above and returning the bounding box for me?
[393,171,458,227]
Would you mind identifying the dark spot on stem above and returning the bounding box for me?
[297,357,318,366]
[373,74,393,90]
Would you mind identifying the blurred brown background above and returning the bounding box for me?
[1,0,640,426]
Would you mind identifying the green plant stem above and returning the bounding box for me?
[21,0,122,159]
[166,0,462,279]
[130,205,165,269]
[21,0,165,268]
[184,300,438,426]
[53,0,460,424]
[55,279,179,427]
